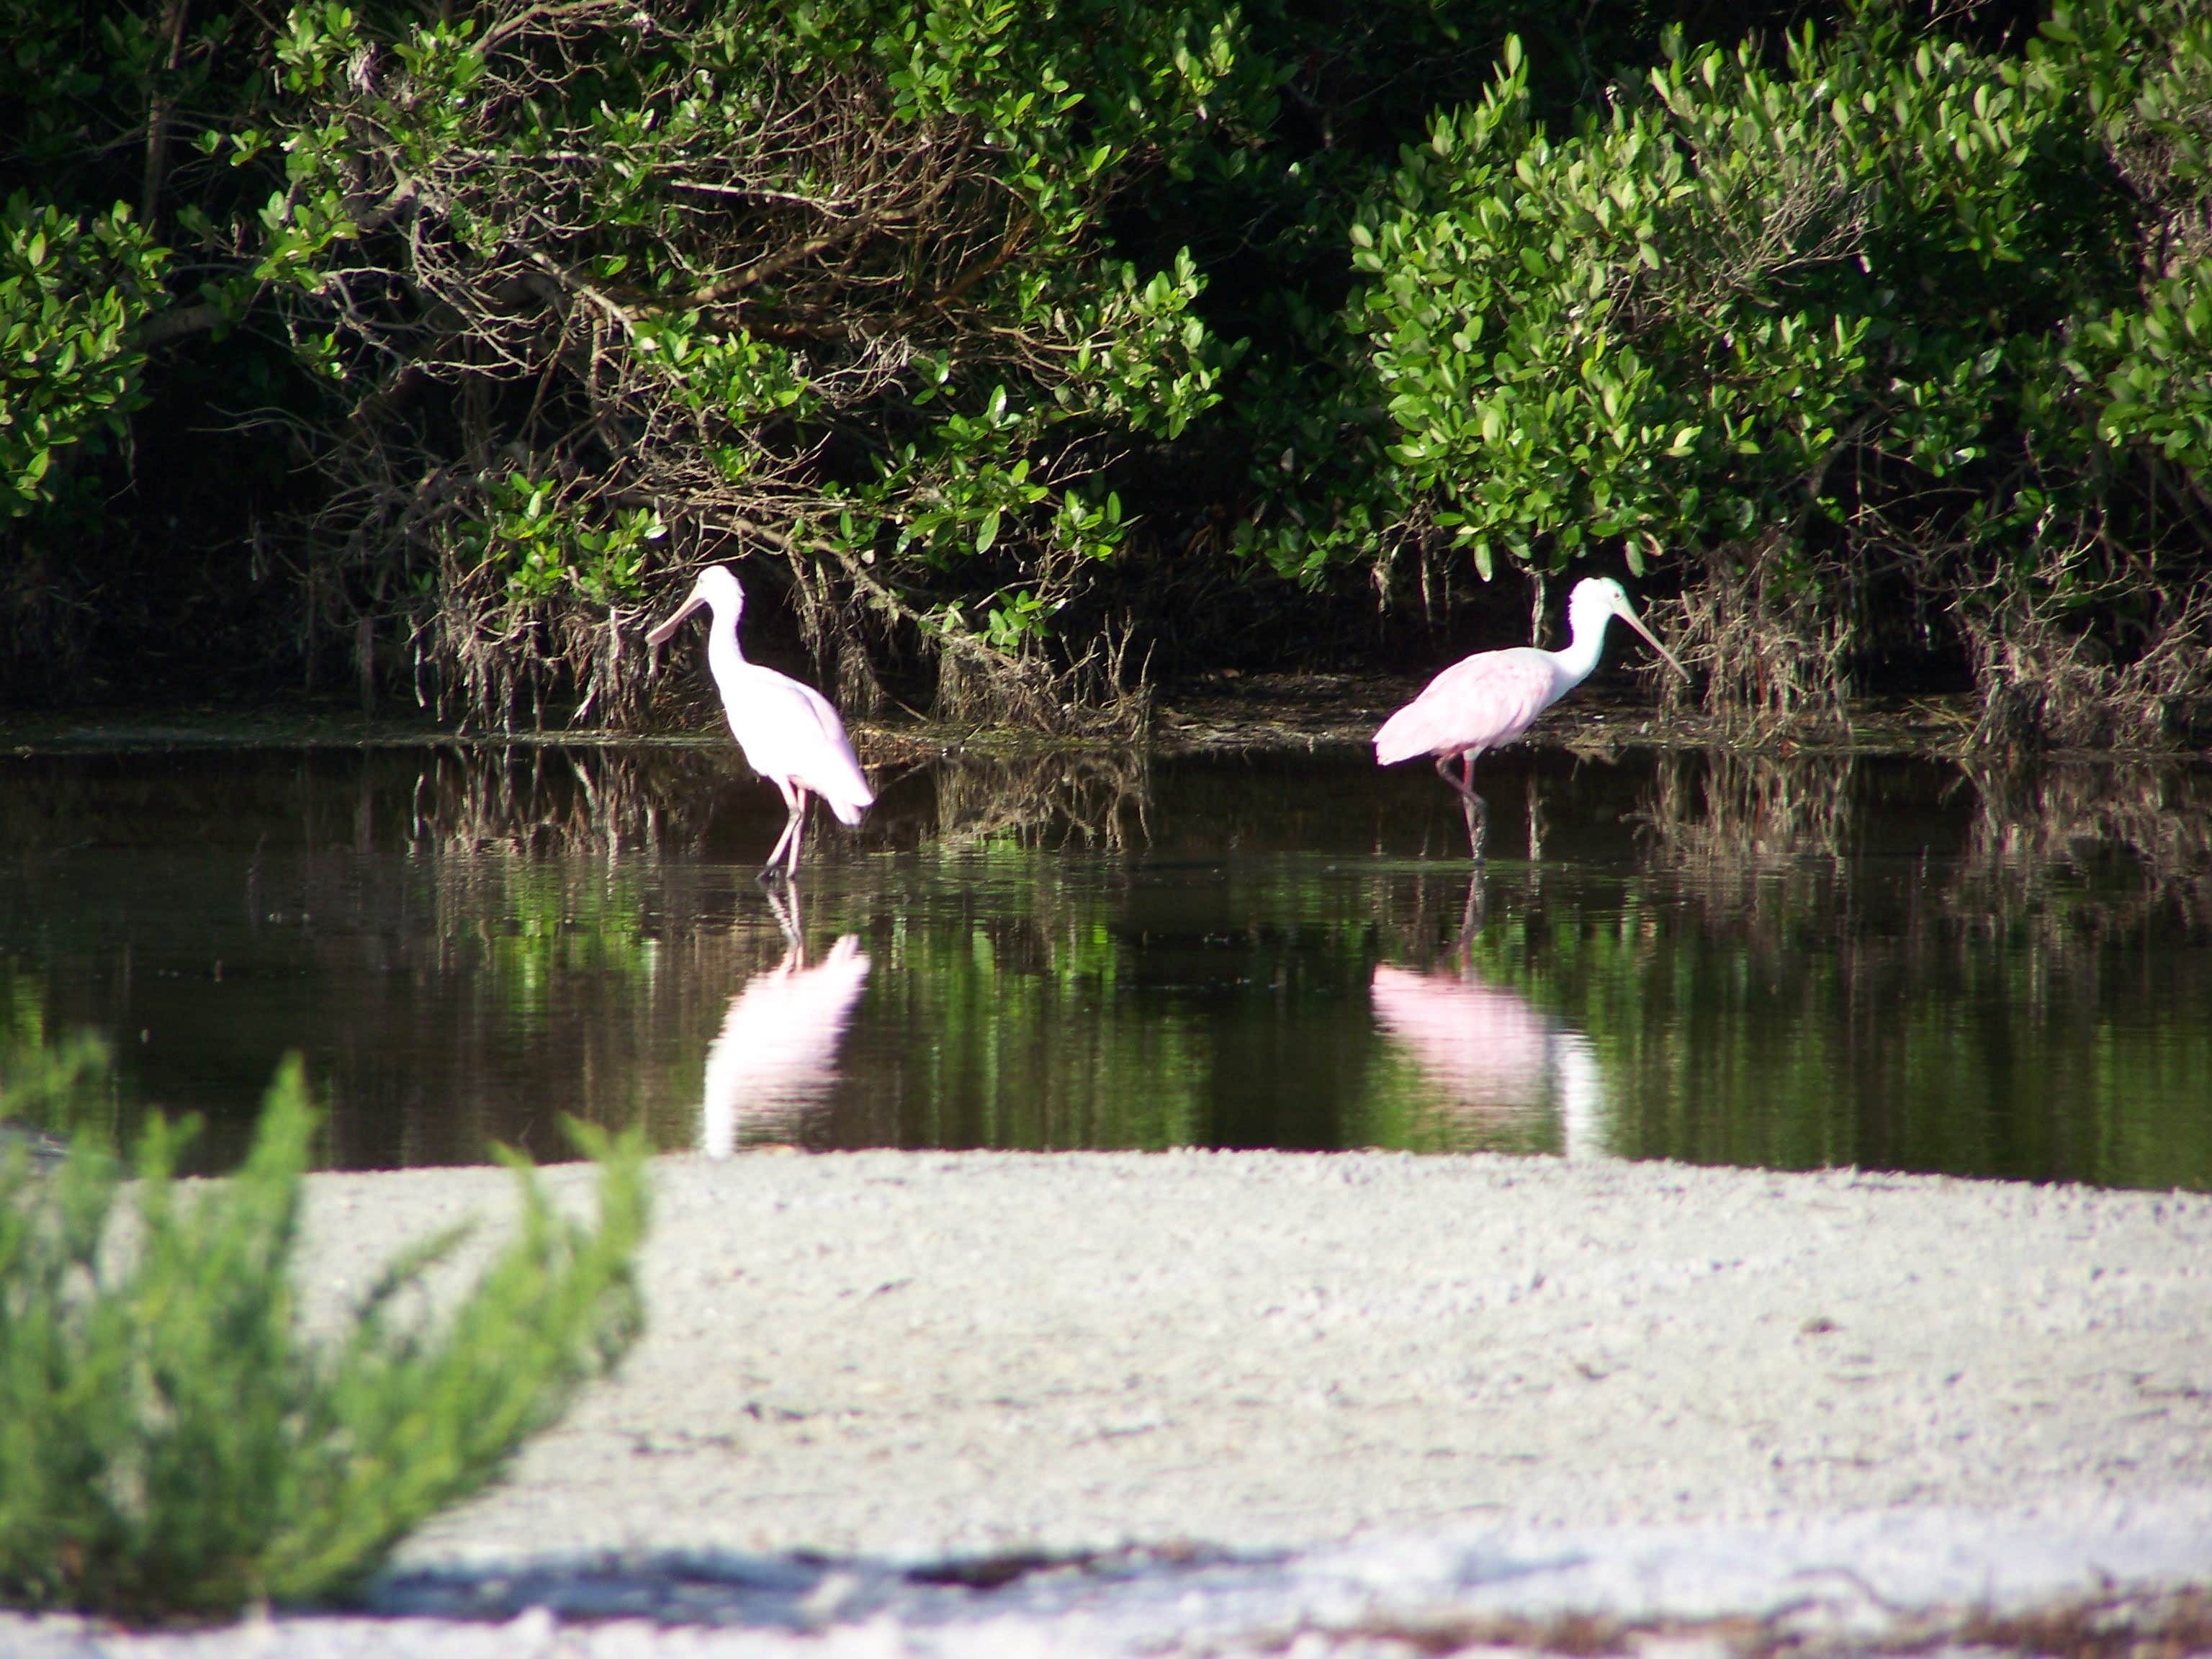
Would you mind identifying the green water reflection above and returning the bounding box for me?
[0,744,2205,1188]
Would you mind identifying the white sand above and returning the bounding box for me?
[16,1148,2212,1655]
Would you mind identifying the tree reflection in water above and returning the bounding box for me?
[4,742,2208,1185]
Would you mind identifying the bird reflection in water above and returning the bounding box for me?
[699,886,872,1157]
[1368,876,1611,1159]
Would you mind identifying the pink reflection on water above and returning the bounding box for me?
[701,935,872,1156]
[1370,961,1609,1156]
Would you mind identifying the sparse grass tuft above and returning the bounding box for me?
[0,1042,647,1619]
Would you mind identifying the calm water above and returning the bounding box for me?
[1,742,2208,1187]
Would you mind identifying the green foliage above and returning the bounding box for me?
[2036,1,2212,476]
[1219,1,2212,737]
[4,0,2211,737]
[2067,261,2212,469]
[1,1,233,177]
[0,968,116,1145]
[0,1042,647,1617]
[190,0,1262,717]
[1308,17,2080,575]
[456,475,667,605]
[0,194,168,517]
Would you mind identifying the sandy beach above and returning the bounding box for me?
[17,1145,2212,1654]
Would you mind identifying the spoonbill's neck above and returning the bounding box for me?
[706,593,749,674]
[1547,604,1611,690]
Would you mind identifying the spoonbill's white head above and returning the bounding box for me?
[1565,577,1689,680]
[646,564,746,647]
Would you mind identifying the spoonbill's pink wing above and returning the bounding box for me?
[724,665,875,822]
[1374,648,1561,765]
[788,678,876,822]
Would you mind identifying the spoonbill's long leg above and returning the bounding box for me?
[1432,750,1490,863]
[781,790,813,880]
[760,784,804,882]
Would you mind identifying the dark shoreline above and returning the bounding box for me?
[3,682,2198,764]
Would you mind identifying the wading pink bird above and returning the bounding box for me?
[647,565,875,879]
[1375,577,1686,858]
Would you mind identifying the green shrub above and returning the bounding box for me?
[179,0,1258,724]
[0,982,113,1147]
[0,192,169,520]
[1236,3,2212,741]
[0,1046,647,1618]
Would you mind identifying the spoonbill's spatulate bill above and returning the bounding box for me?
[647,565,875,879]
[1374,577,1687,860]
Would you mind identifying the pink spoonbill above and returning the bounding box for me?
[647,565,875,879]
[1374,577,1686,859]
